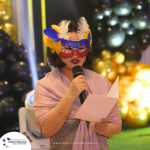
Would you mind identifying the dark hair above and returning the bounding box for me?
[47,21,92,68]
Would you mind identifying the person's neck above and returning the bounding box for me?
[59,67,74,81]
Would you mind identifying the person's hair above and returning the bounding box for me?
[47,21,92,68]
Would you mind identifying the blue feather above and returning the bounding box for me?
[44,28,60,42]
[87,32,91,44]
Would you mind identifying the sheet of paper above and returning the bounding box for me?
[73,76,119,122]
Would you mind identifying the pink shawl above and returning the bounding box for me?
[34,68,122,150]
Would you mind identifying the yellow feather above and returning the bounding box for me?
[51,25,64,37]
[43,35,62,54]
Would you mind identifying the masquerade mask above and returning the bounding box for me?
[43,17,92,59]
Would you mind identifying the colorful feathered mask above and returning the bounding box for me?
[43,17,92,59]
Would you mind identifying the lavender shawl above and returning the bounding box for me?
[34,68,122,150]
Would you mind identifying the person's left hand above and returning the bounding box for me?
[92,118,109,135]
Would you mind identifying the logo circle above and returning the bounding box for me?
[0,132,31,150]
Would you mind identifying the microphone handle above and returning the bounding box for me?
[79,90,88,105]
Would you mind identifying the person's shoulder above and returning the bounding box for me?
[36,68,57,86]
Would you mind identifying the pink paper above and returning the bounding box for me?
[74,94,118,122]
[74,76,119,122]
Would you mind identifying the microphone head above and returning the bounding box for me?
[72,66,83,78]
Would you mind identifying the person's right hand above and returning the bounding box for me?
[68,75,88,100]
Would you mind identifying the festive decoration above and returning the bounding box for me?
[0,0,12,6]
[2,23,17,41]
[0,2,11,23]
[93,59,118,82]
[117,99,129,120]
[125,104,149,128]
[37,62,51,79]
[119,76,142,102]
[111,52,125,65]
[0,97,18,122]
[101,50,111,60]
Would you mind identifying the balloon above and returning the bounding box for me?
[125,60,138,74]
[106,12,118,26]
[135,68,150,86]
[8,62,31,83]
[0,60,7,79]
[0,2,11,23]
[13,82,29,96]
[93,8,104,20]
[131,10,150,30]
[101,4,112,16]
[7,53,17,64]
[132,63,150,76]
[2,23,17,41]
[135,86,150,108]
[121,37,142,61]
[118,63,127,74]
[6,40,15,52]
[132,0,146,10]
[0,97,18,122]
[18,49,30,63]
[101,50,111,60]
[13,43,25,56]
[0,39,8,59]
[0,29,5,40]
[137,29,150,51]
[113,0,132,16]
[111,52,125,65]
[0,0,12,6]
[4,121,19,133]
[37,62,51,79]
[125,104,149,128]
[91,0,111,5]
[91,57,101,69]
[119,16,131,29]
[93,38,109,56]
[106,26,126,47]
[117,99,129,120]
[126,25,136,35]
[92,20,107,35]
[119,76,142,102]
[0,81,12,99]
[93,59,118,81]
[146,106,150,119]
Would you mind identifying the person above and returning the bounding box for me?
[33,17,122,150]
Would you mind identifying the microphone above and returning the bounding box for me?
[72,66,88,105]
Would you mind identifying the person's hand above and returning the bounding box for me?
[68,75,88,99]
[92,118,109,135]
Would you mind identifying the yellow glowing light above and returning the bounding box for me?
[5,23,10,27]
[139,87,150,108]
[135,69,150,85]
[139,114,146,119]
[122,108,127,113]
[102,72,106,76]
[98,61,103,65]
[130,81,142,100]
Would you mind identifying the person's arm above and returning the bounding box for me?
[41,75,88,138]
[92,118,122,137]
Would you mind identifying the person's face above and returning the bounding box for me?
[60,32,86,70]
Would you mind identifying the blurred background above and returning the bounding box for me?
[0,0,150,150]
